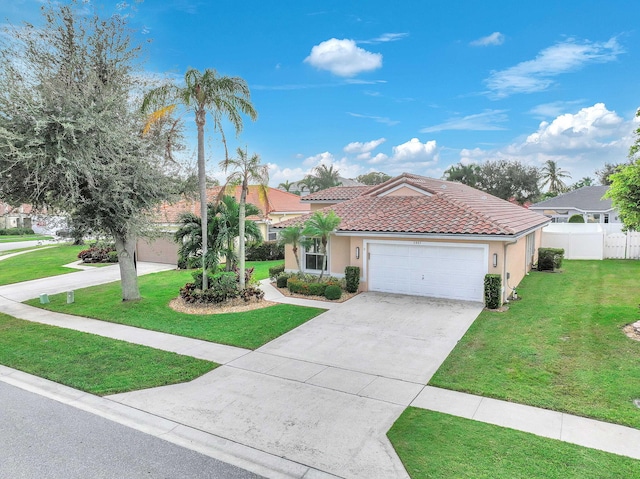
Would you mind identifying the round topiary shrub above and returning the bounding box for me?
[568,214,585,223]
[324,284,342,300]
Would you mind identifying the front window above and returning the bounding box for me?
[304,238,328,271]
[587,213,601,223]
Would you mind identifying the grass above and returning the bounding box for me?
[0,244,86,285]
[0,313,216,396]
[0,245,52,257]
[430,260,640,429]
[0,234,52,243]
[26,265,324,350]
[388,408,640,479]
[244,259,283,280]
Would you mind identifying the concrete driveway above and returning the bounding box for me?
[109,293,483,479]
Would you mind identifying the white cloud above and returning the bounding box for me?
[303,151,335,167]
[348,112,399,126]
[369,153,390,165]
[529,100,585,119]
[470,32,505,47]
[304,38,382,77]
[525,103,624,152]
[391,138,439,165]
[421,110,509,132]
[452,103,634,181]
[343,138,386,155]
[360,32,409,44]
[485,37,623,98]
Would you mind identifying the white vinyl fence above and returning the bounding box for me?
[541,223,640,260]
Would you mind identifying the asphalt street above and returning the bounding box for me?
[0,382,263,479]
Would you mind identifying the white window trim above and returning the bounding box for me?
[302,237,330,274]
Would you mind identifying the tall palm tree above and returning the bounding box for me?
[279,225,305,273]
[298,176,317,194]
[174,196,261,272]
[278,180,294,192]
[541,160,571,194]
[220,147,269,288]
[302,210,341,280]
[142,68,257,289]
[311,164,342,191]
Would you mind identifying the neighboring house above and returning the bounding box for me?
[529,186,620,223]
[136,186,310,264]
[274,173,550,303]
[1,203,33,230]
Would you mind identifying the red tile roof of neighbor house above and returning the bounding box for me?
[154,186,310,224]
[276,173,549,236]
[301,186,373,202]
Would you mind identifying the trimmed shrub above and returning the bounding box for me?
[568,214,585,223]
[484,274,502,309]
[181,269,265,304]
[307,282,327,296]
[269,263,285,280]
[287,277,310,295]
[246,241,284,261]
[77,242,118,263]
[345,266,360,293]
[325,285,342,300]
[537,248,565,271]
[0,227,35,236]
[276,272,291,288]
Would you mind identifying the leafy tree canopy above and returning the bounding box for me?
[606,109,640,231]
[596,163,624,186]
[0,1,181,300]
[356,172,391,185]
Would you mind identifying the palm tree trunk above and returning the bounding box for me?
[293,245,302,273]
[238,186,247,289]
[196,108,208,290]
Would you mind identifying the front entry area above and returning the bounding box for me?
[367,241,487,302]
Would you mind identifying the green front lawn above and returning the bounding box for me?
[0,234,52,243]
[0,313,216,396]
[0,244,86,285]
[26,267,324,350]
[430,260,640,429]
[388,408,640,479]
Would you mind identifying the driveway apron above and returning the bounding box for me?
[109,293,483,479]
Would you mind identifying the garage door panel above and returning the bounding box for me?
[368,243,486,301]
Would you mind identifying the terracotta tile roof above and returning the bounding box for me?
[275,173,549,236]
[301,186,373,202]
[154,186,309,224]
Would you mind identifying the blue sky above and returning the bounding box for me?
[3,1,639,187]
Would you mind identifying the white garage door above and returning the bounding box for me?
[368,242,487,301]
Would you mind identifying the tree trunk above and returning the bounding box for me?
[196,108,208,290]
[238,184,247,289]
[115,233,140,301]
[293,245,302,273]
[319,237,327,280]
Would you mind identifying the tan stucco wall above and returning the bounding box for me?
[283,230,544,299]
[310,203,332,211]
[383,186,427,197]
[283,243,299,271]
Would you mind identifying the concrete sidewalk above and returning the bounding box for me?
[412,386,640,460]
[1,265,639,477]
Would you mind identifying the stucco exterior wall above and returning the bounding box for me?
[382,186,426,197]
[504,235,528,298]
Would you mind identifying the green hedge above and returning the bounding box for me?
[345,266,360,293]
[269,264,285,280]
[568,214,585,223]
[538,248,565,271]
[246,241,284,261]
[325,285,342,300]
[484,274,502,309]
[0,227,35,235]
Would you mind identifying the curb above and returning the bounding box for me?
[0,365,342,479]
